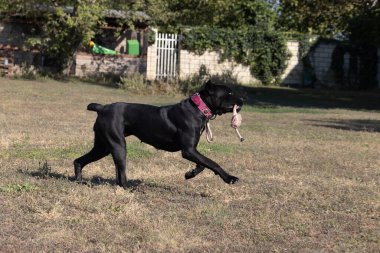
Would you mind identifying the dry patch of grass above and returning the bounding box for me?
[0,78,379,252]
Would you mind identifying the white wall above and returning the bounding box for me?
[282,41,303,85]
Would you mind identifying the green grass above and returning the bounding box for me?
[127,141,153,159]
[0,138,152,161]
[0,78,379,252]
[0,183,37,193]
[197,142,238,154]
[244,104,324,114]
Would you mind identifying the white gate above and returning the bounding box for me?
[155,32,180,80]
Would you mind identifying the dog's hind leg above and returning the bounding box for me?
[109,139,127,188]
[185,164,205,180]
[74,133,109,182]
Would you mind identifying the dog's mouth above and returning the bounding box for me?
[228,105,241,112]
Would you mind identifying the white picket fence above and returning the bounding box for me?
[155,32,180,80]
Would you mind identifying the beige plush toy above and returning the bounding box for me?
[231,105,244,142]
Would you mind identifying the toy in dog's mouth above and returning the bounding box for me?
[231,105,244,142]
[204,105,245,143]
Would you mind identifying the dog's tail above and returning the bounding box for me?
[87,103,104,112]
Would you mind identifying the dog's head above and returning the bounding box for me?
[199,80,244,115]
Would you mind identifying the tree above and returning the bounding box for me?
[172,0,288,85]
[144,0,277,32]
[348,1,380,46]
[277,0,375,36]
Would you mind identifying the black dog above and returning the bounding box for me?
[74,81,243,188]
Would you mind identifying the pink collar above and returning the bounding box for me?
[191,93,213,119]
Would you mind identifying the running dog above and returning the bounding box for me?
[74,80,244,188]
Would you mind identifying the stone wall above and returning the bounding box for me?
[74,53,147,77]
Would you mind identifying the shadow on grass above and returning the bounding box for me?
[24,170,210,197]
[25,170,136,187]
[307,119,380,133]
[242,86,380,111]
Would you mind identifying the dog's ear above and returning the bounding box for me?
[205,80,213,88]
[204,80,215,94]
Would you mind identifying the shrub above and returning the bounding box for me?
[179,65,241,95]
[181,26,289,85]
[118,72,146,92]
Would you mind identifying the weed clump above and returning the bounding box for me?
[38,160,52,179]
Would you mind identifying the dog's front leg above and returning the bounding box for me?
[185,164,205,180]
[181,148,239,184]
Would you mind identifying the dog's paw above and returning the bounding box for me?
[224,175,239,184]
[185,170,196,180]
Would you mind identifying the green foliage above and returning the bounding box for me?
[151,0,289,85]
[118,72,146,92]
[146,0,277,33]
[179,65,241,94]
[277,0,380,51]
[348,3,380,46]
[277,0,374,37]
[179,65,209,94]
[34,2,104,73]
[182,26,289,85]
[146,27,156,45]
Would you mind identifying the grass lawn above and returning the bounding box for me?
[0,78,379,252]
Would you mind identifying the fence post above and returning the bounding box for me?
[146,28,158,80]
